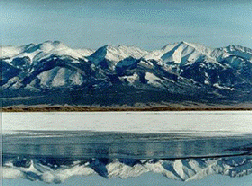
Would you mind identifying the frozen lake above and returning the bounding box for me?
[2,111,252,134]
[2,111,252,185]
[2,131,252,184]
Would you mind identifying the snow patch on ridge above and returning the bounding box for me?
[0,46,24,58]
[145,72,162,87]
[37,67,84,88]
[119,72,138,84]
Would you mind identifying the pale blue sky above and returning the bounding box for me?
[1,0,252,50]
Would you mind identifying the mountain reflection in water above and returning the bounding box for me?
[2,131,252,184]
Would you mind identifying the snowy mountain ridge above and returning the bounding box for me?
[1,41,94,62]
[1,41,252,106]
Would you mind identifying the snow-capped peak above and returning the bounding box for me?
[144,41,214,64]
[89,45,148,64]
[1,41,94,63]
[160,41,212,55]
[31,41,93,61]
[213,45,252,61]
[87,45,148,70]
[0,45,24,58]
[37,40,63,53]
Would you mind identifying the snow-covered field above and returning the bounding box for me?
[2,111,252,134]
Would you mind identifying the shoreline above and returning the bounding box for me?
[2,106,252,112]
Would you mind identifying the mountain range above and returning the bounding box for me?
[1,41,252,107]
[3,156,252,183]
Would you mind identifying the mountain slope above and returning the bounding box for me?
[1,41,252,107]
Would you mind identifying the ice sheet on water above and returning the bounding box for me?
[2,111,252,134]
